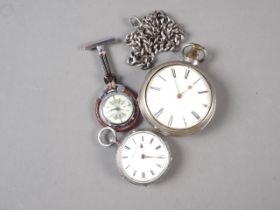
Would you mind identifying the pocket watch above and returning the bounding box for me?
[98,127,171,185]
[138,43,216,136]
[85,38,140,132]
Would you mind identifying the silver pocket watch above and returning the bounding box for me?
[98,127,171,185]
[138,43,216,136]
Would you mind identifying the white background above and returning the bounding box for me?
[0,0,280,209]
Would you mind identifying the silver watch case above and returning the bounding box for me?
[138,61,216,136]
[115,130,172,185]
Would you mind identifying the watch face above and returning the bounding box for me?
[145,64,213,130]
[116,131,170,184]
[100,92,134,125]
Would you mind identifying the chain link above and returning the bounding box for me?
[125,11,184,70]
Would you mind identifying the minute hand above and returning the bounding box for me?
[171,69,181,94]
[144,155,166,159]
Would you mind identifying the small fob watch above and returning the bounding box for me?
[98,127,171,185]
[138,43,216,136]
[85,38,140,132]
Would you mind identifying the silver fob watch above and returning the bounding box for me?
[98,127,171,185]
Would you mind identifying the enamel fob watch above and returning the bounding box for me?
[98,127,171,185]
[85,38,140,132]
[138,43,216,136]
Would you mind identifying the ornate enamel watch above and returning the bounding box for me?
[98,127,171,185]
[85,38,140,132]
[138,43,216,136]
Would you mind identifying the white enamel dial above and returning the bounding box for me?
[117,131,170,184]
[145,64,213,130]
[100,92,134,125]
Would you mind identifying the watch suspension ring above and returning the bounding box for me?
[97,127,118,147]
[182,43,208,66]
